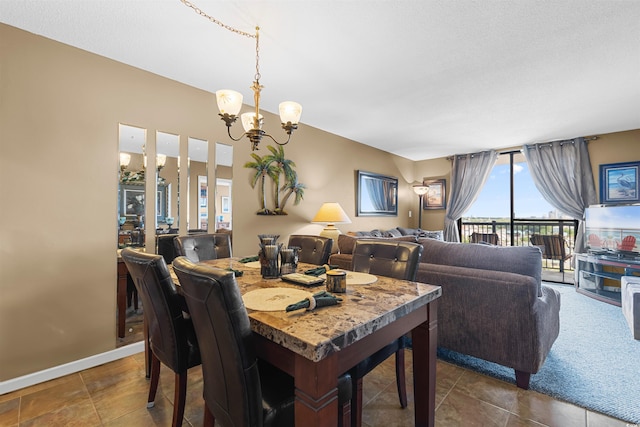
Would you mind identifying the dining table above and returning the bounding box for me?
[169,257,442,427]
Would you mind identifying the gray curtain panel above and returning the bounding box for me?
[523,137,598,254]
[444,150,498,242]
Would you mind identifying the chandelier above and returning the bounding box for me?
[181,1,302,151]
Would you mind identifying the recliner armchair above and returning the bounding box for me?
[287,234,333,265]
[174,233,232,262]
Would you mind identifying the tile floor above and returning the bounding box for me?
[0,350,630,427]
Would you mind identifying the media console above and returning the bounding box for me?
[575,252,640,306]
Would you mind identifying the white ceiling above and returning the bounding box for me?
[2,0,639,161]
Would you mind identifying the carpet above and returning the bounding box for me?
[437,283,640,424]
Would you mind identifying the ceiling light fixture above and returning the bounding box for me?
[181,1,302,151]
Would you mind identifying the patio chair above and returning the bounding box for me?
[470,232,500,245]
[618,235,637,252]
[530,234,572,274]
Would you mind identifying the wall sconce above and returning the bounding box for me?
[413,184,429,229]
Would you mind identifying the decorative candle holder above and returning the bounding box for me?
[280,246,299,275]
[259,243,282,278]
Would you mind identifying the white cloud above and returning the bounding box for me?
[513,164,524,174]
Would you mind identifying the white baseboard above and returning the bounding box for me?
[0,341,145,395]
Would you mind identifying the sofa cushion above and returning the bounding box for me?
[418,237,543,295]
[397,227,420,236]
[417,230,444,240]
[337,234,417,255]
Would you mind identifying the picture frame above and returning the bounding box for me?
[599,161,639,204]
[356,170,398,216]
[221,196,230,213]
[119,183,168,221]
[423,179,446,210]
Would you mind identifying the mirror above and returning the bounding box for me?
[118,124,147,247]
[215,143,233,232]
[156,131,180,234]
[117,123,147,348]
[188,137,209,232]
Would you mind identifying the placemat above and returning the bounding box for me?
[320,270,378,285]
[242,287,312,311]
[242,261,261,269]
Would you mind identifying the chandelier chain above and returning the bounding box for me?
[179,0,256,39]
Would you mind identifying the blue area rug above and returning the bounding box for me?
[437,283,640,423]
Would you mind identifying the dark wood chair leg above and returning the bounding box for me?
[338,400,351,427]
[395,348,408,408]
[147,353,161,407]
[515,370,531,389]
[172,372,188,427]
[203,403,216,427]
[144,316,151,379]
[350,377,363,427]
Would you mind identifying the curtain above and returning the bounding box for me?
[366,179,386,211]
[444,150,498,242]
[523,137,597,254]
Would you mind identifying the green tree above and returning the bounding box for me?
[244,153,279,214]
[263,145,297,212]
[279,176,306,215]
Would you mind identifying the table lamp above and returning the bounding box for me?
[312,202,351,252]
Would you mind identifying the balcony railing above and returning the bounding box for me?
[459,218,579,283]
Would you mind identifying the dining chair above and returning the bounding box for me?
[348,239,424,427]
[172,256,353,427]
[174,233,232,262]
[287,234,333,265]
[121,248,201,427]
[156,233,179,264]
[470,232,500,245]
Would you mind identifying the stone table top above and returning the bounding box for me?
[170,257,441,363]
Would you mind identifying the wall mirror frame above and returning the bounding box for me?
[356,170,398,217]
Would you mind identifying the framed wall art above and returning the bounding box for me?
[356,170,398,216]
[423,179,446,210]
[599,161,639,204]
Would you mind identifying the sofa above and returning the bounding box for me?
[331,233,561,389]
[329,227,443,270]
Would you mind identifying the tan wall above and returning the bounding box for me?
[0,24,412,381]
[586,129,640,200]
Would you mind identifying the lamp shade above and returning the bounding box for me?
[241,112,264,132]
[156,154,167,169]
[413,184,429,196]
[215,90,243,116]
[119,152,131,168]
[312,202,351,224]
[279,101,302,124]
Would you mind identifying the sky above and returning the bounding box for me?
[463,162,561,219]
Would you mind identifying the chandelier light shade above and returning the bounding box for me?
[312,202,351,250]
[181,2,303,150]
[119,152,131,171]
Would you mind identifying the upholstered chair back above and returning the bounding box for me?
[156,234,178,264]
[351,240,423,281]
[174,233,232,263]
[172,256,292,427]
[121,249,199,374]
[287,234,333,265]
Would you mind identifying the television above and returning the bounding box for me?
[584,205,640,256]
